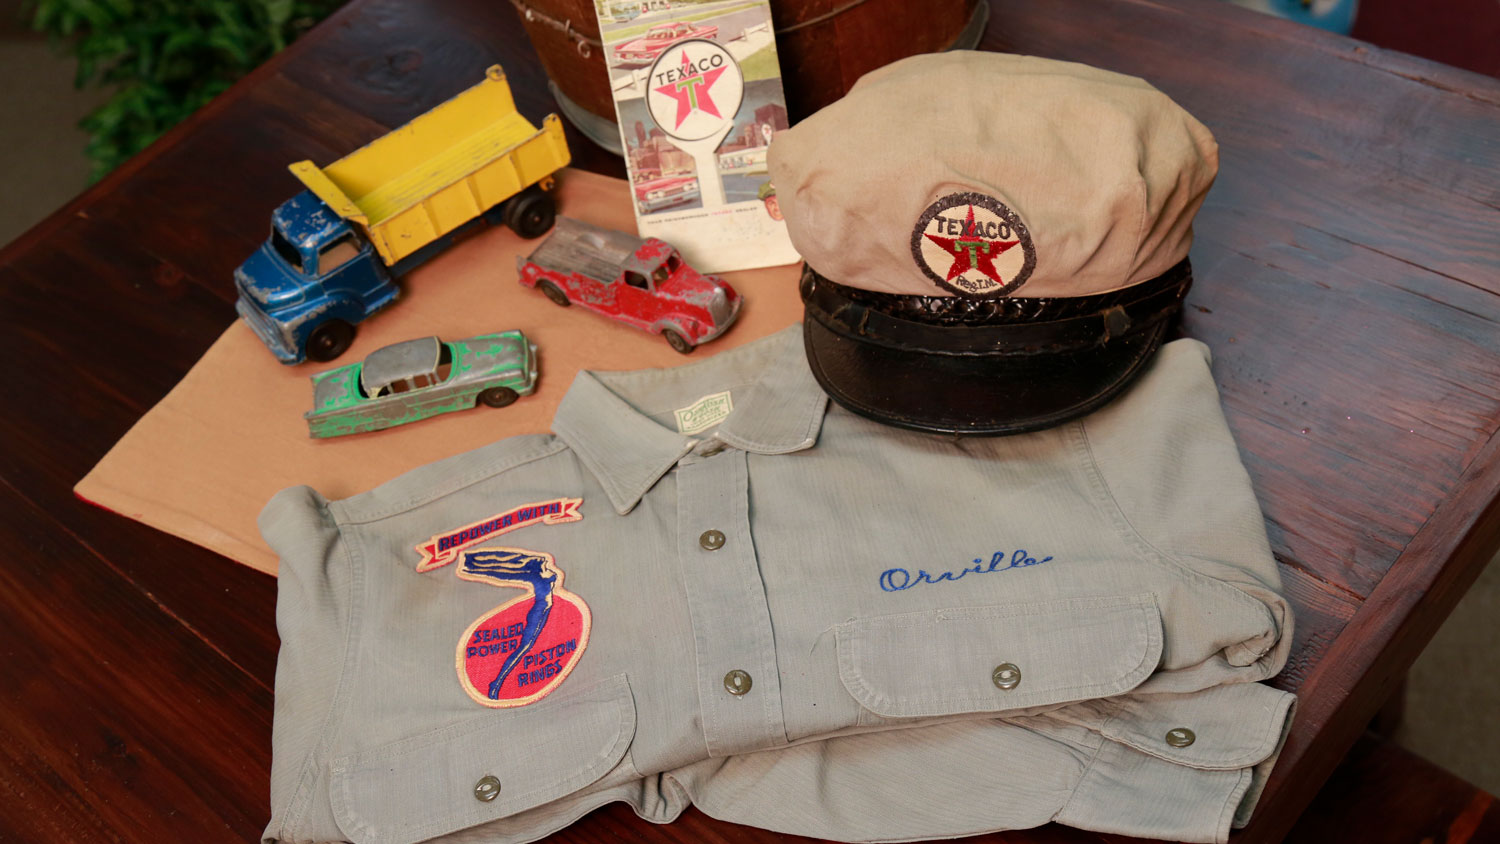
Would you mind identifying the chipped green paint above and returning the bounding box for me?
[304,330,537,438]
[309,363,366,414]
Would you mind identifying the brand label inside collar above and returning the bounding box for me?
[911,191,1037,298]
[675,391,733,434]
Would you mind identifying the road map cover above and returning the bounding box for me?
[594,0,800,272]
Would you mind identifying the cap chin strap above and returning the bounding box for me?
[799,259,1193,357]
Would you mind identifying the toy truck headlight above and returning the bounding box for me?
[707,286,730,323]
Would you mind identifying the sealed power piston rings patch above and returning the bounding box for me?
[912,192,1037,298]
[454,548,591,708]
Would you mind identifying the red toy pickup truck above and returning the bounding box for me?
[517,217,741,353]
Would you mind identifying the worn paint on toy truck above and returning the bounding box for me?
[235,65,569,365]
[516,217,741,353]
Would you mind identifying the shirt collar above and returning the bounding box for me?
[552,325,828,515]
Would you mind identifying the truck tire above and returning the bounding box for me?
[306,320,355,362]
[478,387,519,408]
[663,329,694,355]
[505,188,556,239]
[539,281,570,307]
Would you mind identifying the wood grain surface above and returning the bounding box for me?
[1288,732,1500,843]
[2,0,1498,841]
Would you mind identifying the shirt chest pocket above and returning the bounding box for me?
[835,594,1163,722]
[328,674,636,844]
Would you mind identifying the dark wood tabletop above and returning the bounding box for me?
[3,0,1499,841]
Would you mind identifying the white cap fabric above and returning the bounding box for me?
[769,51,1218,299]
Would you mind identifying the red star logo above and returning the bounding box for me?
[924,205,1020,283]
[654,51,726,130]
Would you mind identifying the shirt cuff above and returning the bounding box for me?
[1050,682,1296,843]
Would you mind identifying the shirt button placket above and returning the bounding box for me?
[677,448,786,757]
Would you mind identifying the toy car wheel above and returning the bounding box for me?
[478,387,519,408]
[663,329,694,355]
[505,188,556,239]
[539,281,571,307]
[306,320,355,362]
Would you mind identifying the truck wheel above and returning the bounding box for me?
[539,281,570,307]
[478,387,519,408]
[306,320,355,362]
[663,329,694,355]
[505,189,556,239]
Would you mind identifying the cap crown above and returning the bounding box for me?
[768,52,1218,298]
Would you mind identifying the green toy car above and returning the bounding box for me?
[305,331,537,438]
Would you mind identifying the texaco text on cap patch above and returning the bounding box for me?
[911,192,1037,298]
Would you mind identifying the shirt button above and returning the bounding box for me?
[724,669,752,695]
[1165,727,1196,748]
[699,441,726,456]
[699,529,726,551]
[473,775,501,802]
[992,663,1021,690]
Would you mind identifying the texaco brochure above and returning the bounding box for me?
[594,0,799,272]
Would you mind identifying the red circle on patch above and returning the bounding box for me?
[454,550,591,708]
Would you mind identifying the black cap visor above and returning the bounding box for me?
[799,261,1192,436]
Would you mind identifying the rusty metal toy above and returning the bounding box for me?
[236,65,570,365]
[304,331,538,438]
[516,217,741,353]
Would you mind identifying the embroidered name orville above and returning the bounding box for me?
[416,498,582,572]
[879,549,1054,592]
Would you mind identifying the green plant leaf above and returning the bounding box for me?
[34,0,344,179]
[264,0,293,27]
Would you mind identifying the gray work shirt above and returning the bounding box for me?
[262,325,1295,844]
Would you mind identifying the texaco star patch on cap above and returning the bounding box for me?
[455,547,591,708]
[911,192,1037,298]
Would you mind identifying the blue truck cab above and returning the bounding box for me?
[231,63,571,364]
[234,191,397,364]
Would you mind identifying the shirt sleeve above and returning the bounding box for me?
[259,485,355,844]
[1078,339,1294,691]
[1065,339,1297,832]
[668,701,1292,844]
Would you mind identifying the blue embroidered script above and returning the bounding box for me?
[879,549,1054,592]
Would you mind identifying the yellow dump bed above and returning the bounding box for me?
[288,65,570,266]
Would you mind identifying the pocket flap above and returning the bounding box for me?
[331,674,635,844]
[836,595,1162,719]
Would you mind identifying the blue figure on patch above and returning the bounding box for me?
[461,549,558,699]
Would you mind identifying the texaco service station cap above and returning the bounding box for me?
[769,51,1219,435]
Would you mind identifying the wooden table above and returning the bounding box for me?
[3,0,1498,841]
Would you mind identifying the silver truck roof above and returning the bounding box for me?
[527,217,669,280]
[361,336,442,394]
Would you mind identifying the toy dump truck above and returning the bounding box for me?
[235,65,570,364]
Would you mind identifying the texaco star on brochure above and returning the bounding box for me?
[645,38,743,143]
